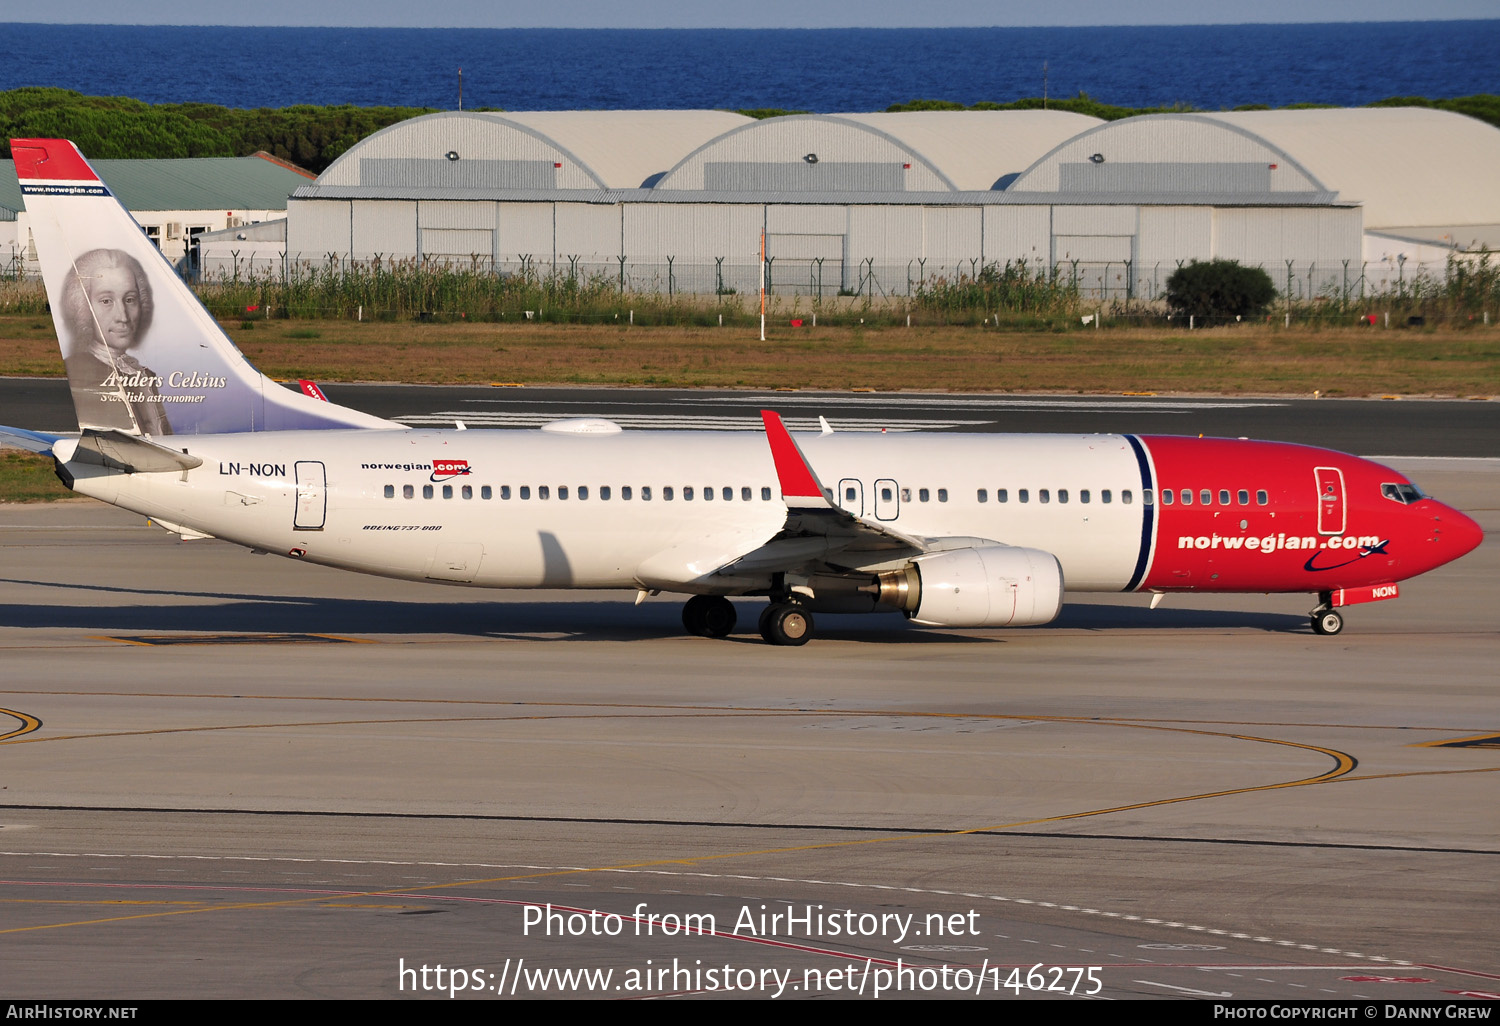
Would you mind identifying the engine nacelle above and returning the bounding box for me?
[880,545,1064,627]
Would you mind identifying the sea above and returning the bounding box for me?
[1,21,1496,111]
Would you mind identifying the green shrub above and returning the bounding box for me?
[1164,260,1277,326]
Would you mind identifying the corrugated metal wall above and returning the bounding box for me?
[982,206,1051,266]
[286,199,350,256]
[352,200,417,258]
[283,195,1361,300]
[496,204,554,266]
[1214,207,1362,298]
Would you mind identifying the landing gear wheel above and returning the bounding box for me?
[1311,609,1344,636]
[759,602,814,646]
[682,595,737,638]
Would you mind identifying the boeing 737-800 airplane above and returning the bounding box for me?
[0,139,1483,644]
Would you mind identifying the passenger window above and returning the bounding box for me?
[998,488,1008,503]
[620,486,630,500]
[1019,489,1029,503]
[882,487,894,501]
[1040,489,1050,504]
[485,486,495,500]
[423,485,434,499]
[1218,489,1230,506]
[845,486,857,502]
[579,485,588,500]
[1200,489,1211,505]
[1080,490,1090,503]
[462,485,472,499]
[1123,490,1134,504]
[1180,489,1191,505]
[937,488,948,502]
[1237,489,1248,505]
[761,487,771,501]
[1158,489,1170,505]
[539,485,550,500]
[741,487,751,501]
[384,484,394,499]
[664,487,674,501]
[1143,489,1154,506]
[520,486,531,500]
[725,487,734,501]
[919,488,930,502]
[600,486,610,500]
[1103,489,1113,503]
[558,486,568,500]
[642,486,652,500]
[683,486,693,500]
[901,488,912,502]
[977,488,988,503]
[702,486,711,501]
[442,484,453,499]
[1256,489,1268,505]
[1058,489,1068,503]
[403,484,414,499]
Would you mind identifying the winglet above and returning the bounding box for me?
[298,379,329,402]
[760,410,830,507]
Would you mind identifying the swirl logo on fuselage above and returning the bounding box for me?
[431,459,472,482]
[1303,538,1390,572]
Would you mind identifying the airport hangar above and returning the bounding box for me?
[210,106,1500,302]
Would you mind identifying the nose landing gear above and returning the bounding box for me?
[1310,592,1344,636]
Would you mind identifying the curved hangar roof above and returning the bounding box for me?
[652,110,1103,193]
[309,109,1103,198]
[314,110,755,193]
[1006,108,1500,227]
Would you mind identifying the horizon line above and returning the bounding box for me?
[2,18,1498,30]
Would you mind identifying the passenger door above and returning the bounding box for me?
[293,461,326,530]
[1314,466,1346,535]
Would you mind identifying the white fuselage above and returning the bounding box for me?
[68,429,1153,594]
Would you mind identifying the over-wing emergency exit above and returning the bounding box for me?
[0,139,1483,644]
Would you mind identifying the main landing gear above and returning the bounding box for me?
[758,602,814,647]
[680,596,817,645]
[682,595,737,638]
[1309,592,1344,636]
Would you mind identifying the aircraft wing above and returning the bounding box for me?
[719,412,932,574]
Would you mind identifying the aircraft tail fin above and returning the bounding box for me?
[11,139,398,436]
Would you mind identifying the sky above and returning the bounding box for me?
[5,0,1498,27]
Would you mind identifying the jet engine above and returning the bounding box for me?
[876,545,1064,627]
[796,545,1064,627]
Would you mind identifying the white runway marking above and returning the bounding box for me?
[395,413,992,432]
[452,396,1286,411]
[0,849,1411,967]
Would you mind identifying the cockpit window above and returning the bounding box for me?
[1381,482,1425,505]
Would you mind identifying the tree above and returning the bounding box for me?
[1164,259,1277,326]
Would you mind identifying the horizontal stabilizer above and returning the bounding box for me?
[71,429,204,474]
[0,425,65,455]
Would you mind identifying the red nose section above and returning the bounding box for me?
[1438,503,1484,560]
